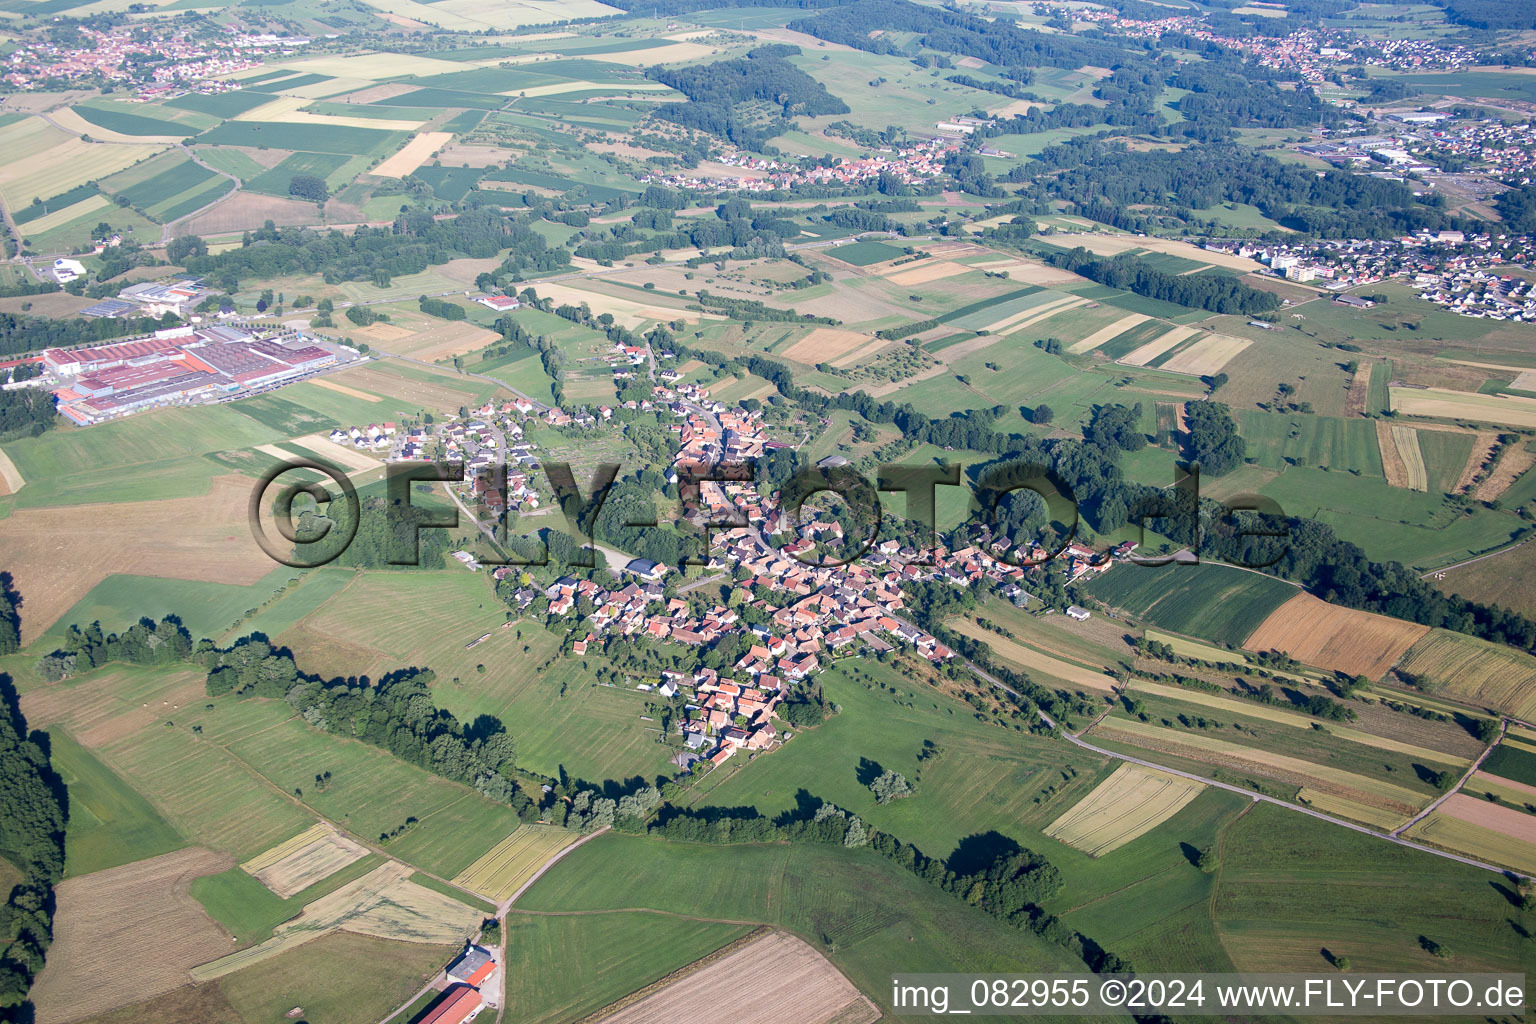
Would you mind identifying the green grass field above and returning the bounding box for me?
[42,568,297,645]
[0,404,277,509]
[1236,411,1384,476]
[825,240,906,266]
[196,121,401,157]
[517,834,1111,1019]
[49,729,184,877]
[1212,802,1532,973]
[1084,564,1298,645]
[501,913,751,1024]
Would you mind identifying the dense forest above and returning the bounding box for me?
[0,311,174,359]
[648,45,848,150]
[1028,139,1461,239]
[0,390,56,441]
[0,585,65,1016]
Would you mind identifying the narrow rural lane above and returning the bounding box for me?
[1391,720,1505,836]
[159,142,243,244]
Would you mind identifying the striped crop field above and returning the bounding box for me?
[1044,762,1204,856]
[451,824,577,901]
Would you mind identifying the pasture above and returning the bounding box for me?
[1238,411,1384,476]
[600,931,879,1024]
[1241,592,1429,679]
[1213,803,1531,973]
[31,847,234,1024]
[516,834,1097,1016]
[49,728,184,878]
[1393,628,1536,720]
[1083,564,1298,646]
[501,913,753,1024]
[826,240,905,266]
[1044,763,1205,857]
[451,824,577,901]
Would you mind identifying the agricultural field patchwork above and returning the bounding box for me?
[1044,763,1205,857]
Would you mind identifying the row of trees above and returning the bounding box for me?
[1045,248,1281,315]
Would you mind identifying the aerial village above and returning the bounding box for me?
[323,347,1124,777]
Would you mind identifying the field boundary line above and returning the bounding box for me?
[569,926,773,1024]
[1390,721,1504,837]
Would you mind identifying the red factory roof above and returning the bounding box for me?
[419,985,482,1024]
[0,356,43,370]
[45,336,181,366]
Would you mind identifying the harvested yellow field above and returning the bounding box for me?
[353,322,415,342]
[1120,325,1199,366]
[278,52,470,79]
[780,327,871,365]
[0,446,24,495]
[242,823,330,873]
[282,76,374,99]
[51,105,181,144]
[1243,592,1428,680]
[529,280,715,328]
[1044,763,1203,856]
[451,825,576,901]
[1406,802,1536,874]
[32,848,233,1024]
[1394,628,1536,720]
[191,861,478,981]
[1379,423,1428,490]
[948,618,1118,691]
[236,94,423,131]
[247,827,369,898]
[18,193,110,235]
[373,131,456,177]
[1160,333,1250,376]
[964,258,1083,285]
[884,261,968,286]
[1475,441,1535,501]
[309,377,382,402]
[1296,788,1405,830]
[5,474,277,645]
[1453,430,1499,493]
[1065,313,1149,355]
[1390,386,1536,429]
[0,116,70,162]
[293,433,384,473]
[0,137,166,211]
[589,40,716,64]
[508,80,673,98]
[1050,233,1265,272]
[1129,680,1467,766]
[602,931,879,1024]
[1093,718,1427,815]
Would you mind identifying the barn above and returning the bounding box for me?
[446,945,498,988]
[419,984,483,1024]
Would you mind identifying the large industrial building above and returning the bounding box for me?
[45,325,340,425]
